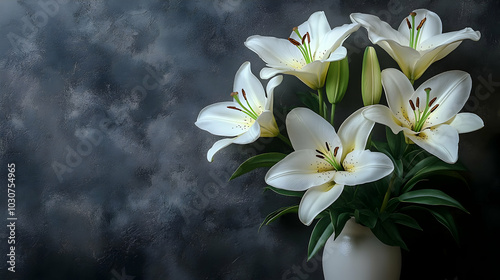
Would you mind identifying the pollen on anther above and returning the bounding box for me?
[417,17,427,30]
[428,97,437,107]
[325,142,330,151]
[333,147,339,157]
[288,38,301,46]
[405,18,411,29]
[409,99,416,111]
[242,89,248,100]
[430,104,439,113]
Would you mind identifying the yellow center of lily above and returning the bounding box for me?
[315,142,344,171]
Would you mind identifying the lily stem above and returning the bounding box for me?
[317,87,326,121]
[380,173,397,213]
[277,132,292,148]
[330,103,336,126]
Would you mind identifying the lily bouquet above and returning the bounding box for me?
[196,9,483,275]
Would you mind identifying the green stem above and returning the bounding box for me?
[330,103,336,126]
[317,87,326,120]
[380,173,397,213]
[277,132,292,148]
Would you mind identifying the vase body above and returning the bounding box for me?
[322,218,401,280]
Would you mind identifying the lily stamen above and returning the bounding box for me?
[407,12,427,49]
[410,87,440,132]
[288,27,314,64]
[230,91,259,120]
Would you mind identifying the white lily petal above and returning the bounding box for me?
[245,35,304,70]
[233,61,266,111]
[397,9,442,44]
[265,75,283,111]
[412,42,461,80]
[295,11,331,51]
[382,41,421,79]
[286,107,341,152]
[350,13,407,45]
[195,101,254,136]
[257,111,279,137]
[414,70,471,127]
[420,27,481,51]
[381,69,416,125]
[260,66,288,80]
[446,113,484,134]
[299,183,344,226]
[337,107,375,159]
[322,46,347,62]
[316,23,359,60]
[334,150,394,186]
[363,105,406,134]
[265,149,335,191]
[406,124,459,164]
[296,60,331,89]
[206,123,260,162]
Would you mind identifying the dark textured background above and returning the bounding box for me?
[0,0,499,279]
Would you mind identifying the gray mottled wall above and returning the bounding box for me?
[0,0,499,279]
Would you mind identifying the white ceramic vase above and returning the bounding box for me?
[322,218,401,280]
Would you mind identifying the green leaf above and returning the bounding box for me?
[230,152,287,180]
[389,213,422,231]
[386,127,406,159]
[296,91,320,112]
[354,209,377,228]
[398,189,469,213]
[307,216,334,260]
[402,156,467,192]
[259,205,298,230]
[330,211,352,239]
[371,217,408,250]
[402,206,460,243]
[264,185,305,197]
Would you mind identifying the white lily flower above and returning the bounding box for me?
[350,9,481,81]
[265,108,393,225]
[363,68,484,164]
[245,11,359,90]
[195,62,283,162]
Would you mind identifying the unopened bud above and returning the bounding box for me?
[325,57,349,104]
[361,46,382,106]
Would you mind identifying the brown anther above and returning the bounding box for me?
[305,32,311,44]
[227,106,242,111]
[230,91,238,97]
[316,149,325,156]
[288,37,301,46]
[333,147,339,157]
[316,155,325,159]
[325,142,330,151]
[410,12,417,17]
[416,97,420,108]
[241,89,247,100]
[417,17,427,30]
[430,104,439,113]
[409,99,416,111]
[428,97,437,107]
[406,18,412,29]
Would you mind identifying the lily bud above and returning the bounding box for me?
[325,57,349,104]
[361,46,382,106]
